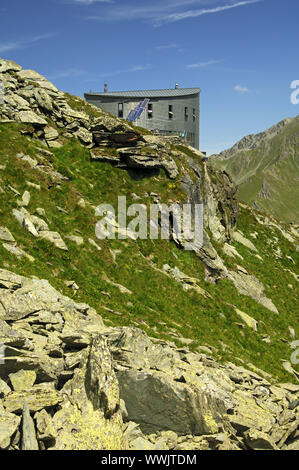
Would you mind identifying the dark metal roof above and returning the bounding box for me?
[85,87,201,99]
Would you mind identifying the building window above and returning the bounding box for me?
[168,105,173,120]
[118,103,123,118]
[193,108,196,122]
[184,107,188,121]
[147,103,153,119]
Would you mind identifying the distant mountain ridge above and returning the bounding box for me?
[211,117,296,160]
[210,115,299,223]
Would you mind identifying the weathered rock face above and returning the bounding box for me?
[0,57,181,181]
[91,146,179,179]
[0,269,298,450]
[0,58,126,150]
[0,58,297,451]
[1,55,280,311]
[0,269,125,450]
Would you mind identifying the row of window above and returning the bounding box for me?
[118,103,196,121]
[150,129,196,145]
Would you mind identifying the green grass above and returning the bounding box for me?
[211,116,299,223]
[0,120,298,383]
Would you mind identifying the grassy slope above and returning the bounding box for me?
[0,119,298,383]
[212,117,299,223]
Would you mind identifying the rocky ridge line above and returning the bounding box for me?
[211,117,296,160]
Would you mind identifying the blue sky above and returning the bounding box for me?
[0,0,298,154]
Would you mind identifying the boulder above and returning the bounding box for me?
[74,127,93,145]
[34,409,56,445]
[0,409,21,449]
[34,89,53,112]
[17,70,58,92]
[44,126,59,141]
[39,231,68,251]
[232,230,258,252]
[3,387,62,413]
[0,59,22,73]
[244,429,278,450]
[0,226,15,242]
[9,370,36,392]
[21,401,39,450]
[2,243,34,262]
[117,368,223,435]
[15,111,47,127]
[234,308,258,331]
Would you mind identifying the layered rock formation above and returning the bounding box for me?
[0,269,298,450]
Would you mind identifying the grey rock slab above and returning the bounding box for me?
[3,387,62,413]
[0,59,22,73]
[9,370,37,392]
[0,226,15,242]
[15,111,47,127]
[0,409,21,449]
[21,401,39,450]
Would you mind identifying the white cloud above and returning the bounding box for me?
[129,65,149,72]
[72,0,113,4]
[86,0,261,26]
[0,33,56,54]
[186,59,223,68]
[158,0,261,25]
[155,43,178,50]
[99,64,151,78]
[234,85,249,94]
[47,68,86,80]
[0,42,20,54]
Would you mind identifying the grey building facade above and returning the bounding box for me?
[84,85,201,149]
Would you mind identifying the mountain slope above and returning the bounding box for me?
[210,116,299,223]
[0,59,298,388]
[0,61,298,380]
[0,57,299,451]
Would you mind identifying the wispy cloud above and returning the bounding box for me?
[99,64,151,78]
[155,43,178,50]
[158,0,261,25]
[234,84,249,94]
[0,33,55,54]
[47,68,86,80]
[72,0,113,4]
[186,59,223,69]
[86,0,261,26]
[0,42,20,54]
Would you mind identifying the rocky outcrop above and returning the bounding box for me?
[0,58,127,150]
[0,269,125,450]
[0,57,179,180]
[0,269,298,450]
[91,146,178,179]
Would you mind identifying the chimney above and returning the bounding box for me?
[104,83,108,93]
[175,83,179,89]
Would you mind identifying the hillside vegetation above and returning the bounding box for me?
[0,58,298,451]
[210,116,299,224]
